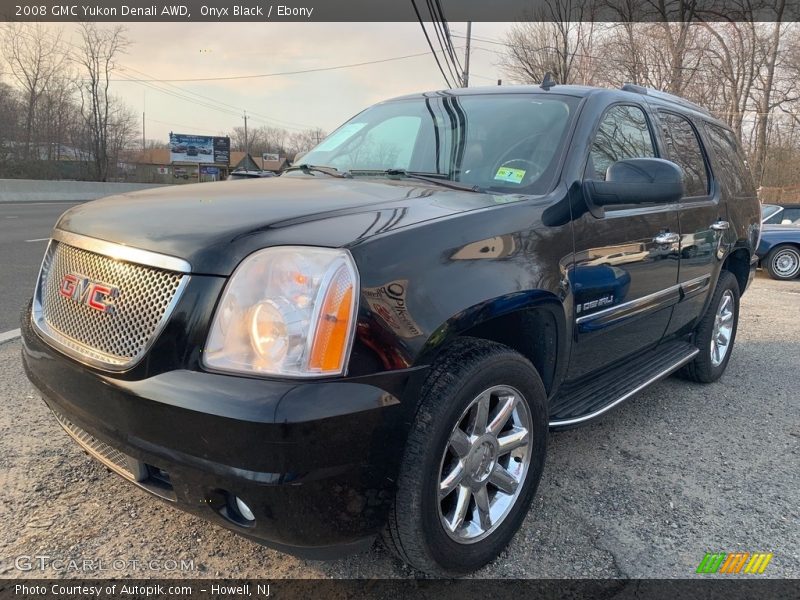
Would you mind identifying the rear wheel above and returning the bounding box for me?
[680,271,740,383]
[383,338,548,576]
[765,245,800,280]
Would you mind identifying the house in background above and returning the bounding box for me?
[230,152,289,175]
[127,148,233,183]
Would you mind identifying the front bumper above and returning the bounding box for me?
[21,310,421,559]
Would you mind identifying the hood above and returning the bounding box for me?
[56,175,522,275]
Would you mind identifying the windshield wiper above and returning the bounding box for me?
[350,169,482,193]
[284,163,351,178]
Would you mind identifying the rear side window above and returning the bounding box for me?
[587,105,656,181]
[779,207,800,224]
[658,112,709,197]
[704,123,755,196]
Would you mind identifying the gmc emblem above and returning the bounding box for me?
[59,273,119,314]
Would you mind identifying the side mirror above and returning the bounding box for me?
[584,158,684,206]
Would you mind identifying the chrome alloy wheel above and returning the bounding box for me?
[710,289,735,367]
[772,247,800,279]
[437,385,532,544]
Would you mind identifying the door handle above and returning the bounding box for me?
[653,232,680,244]
[710,220,730,231]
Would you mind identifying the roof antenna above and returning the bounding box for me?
[540,72,556,91]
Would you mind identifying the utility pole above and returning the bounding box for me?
[462,21,472,87]
[243,110,249,158]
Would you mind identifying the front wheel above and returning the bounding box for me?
[383,338,548,576]
[765,245,800,280]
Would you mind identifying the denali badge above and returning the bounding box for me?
[59,273,119,314]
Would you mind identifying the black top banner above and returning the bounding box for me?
[0,0,798,22]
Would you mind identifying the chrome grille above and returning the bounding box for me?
[33,233,188,370]
[51,408,136,481]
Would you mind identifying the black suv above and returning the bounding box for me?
[22,83,760,576]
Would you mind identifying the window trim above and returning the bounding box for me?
[655,109,715,204]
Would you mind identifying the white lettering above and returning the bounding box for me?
[277,5,314,18]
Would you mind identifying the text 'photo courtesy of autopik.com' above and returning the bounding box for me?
[0,0,797,598]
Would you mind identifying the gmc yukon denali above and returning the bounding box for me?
[22,83,760,576]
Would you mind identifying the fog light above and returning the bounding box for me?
[234,496,255,522]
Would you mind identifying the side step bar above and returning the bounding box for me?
[548,340,699,428]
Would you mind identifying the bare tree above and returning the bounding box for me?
[2,23,69,159]
[0,81,21,170]
[751,4,791,184]
[74,23,130,181]
[499,0,600,85]
[695,20,759,138]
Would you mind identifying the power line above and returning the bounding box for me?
[107,49,451,83]
[410,0,454,88]
[432,0,463,75]
[147,118,222,136]
[64,37,316,131]
[116,64,311,130]
[454,33,703,74]
[425,0,460,86]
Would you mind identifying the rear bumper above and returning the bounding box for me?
[21,310,419,559]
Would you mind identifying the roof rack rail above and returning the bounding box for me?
[620,83,711,115]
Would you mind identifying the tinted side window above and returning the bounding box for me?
[587,105,656,181]
[658,112,709,197]
[704,122,755,196]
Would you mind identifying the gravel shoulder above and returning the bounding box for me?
[0,274,798,579]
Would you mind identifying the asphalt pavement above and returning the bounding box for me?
[0,202,81,331]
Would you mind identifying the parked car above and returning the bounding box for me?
[757,224,800,280]
[226,169,276,180]
[22,83,759,576]
[761,202,800,225]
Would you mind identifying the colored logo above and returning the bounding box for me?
[696,552,773,574]
[59,273,119,314]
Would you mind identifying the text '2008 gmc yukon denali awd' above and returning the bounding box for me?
[22,83,760,576]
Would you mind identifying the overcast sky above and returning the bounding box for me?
[55,22,514,141]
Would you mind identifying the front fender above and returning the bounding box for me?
[417,290,567,364]
[345,191,575,384]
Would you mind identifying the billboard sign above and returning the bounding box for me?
[213,137,230,165]
[170,133,230,165]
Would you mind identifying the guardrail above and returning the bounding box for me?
[0,179,167,203]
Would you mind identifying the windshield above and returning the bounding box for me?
[761,204,781,223]
[295,93,580,194]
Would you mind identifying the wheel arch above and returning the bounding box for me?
[416,290,568,397]
[722,247,751,294]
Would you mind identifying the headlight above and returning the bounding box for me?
[203,246,358,377]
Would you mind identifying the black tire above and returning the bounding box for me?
[680,271,740,383]
[764,244,800,280]
[383,337,548,576]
